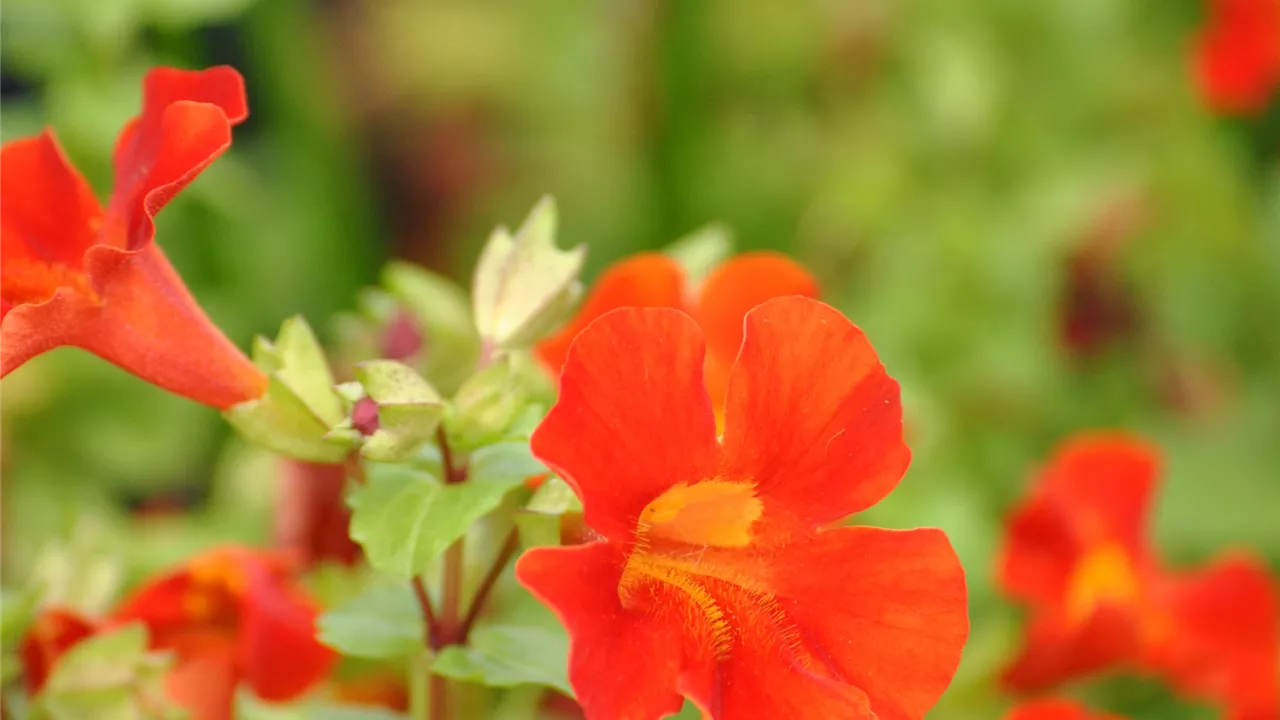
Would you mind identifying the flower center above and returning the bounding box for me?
[1064,542,1140,624]
[1,258,97,308]
[636,480,762,549]
[181,555,247,634]
[617,482,816,665]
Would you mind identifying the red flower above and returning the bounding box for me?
[1005,698,1127,720]
[110,546,335,720]
[0,66,266,409]
[535,251,819,418]
[1151,556,1279,720]
[18,607,100,694]
[999,435,1279,718]
[1194,0,1280,115]
[999,435,1162,691]
[517,296,968,720]
[274,459,362,568]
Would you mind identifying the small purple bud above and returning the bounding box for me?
[381,309,425,361]
[352,396,381,436]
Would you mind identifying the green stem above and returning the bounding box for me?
[428,428,469,720]
[409,651,429,720]
[458,529,520,639]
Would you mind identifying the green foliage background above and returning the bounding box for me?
[2,0,1278,718]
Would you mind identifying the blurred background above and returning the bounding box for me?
[2,0,1278,718]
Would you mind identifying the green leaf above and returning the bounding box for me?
[472,197,586,349]
[432,624,571,695]
[37,624,176,720]
[517,476,583,549]
[468,441,548,488]
[314,708,408,720]
[318,583,424,660]
[233,688,307,720]
[2,584,43,649]
[1,652,20,687]
[512,511,561,550]
[662,222,734,287]
[349,464,526,578]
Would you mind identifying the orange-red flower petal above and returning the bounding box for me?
[164,641,240,720]
[999,434,1159,605]
[0,132,103,284]
[1193,0,1280,115]
[1151,554,1279,720]
[761,527,967,720]
[1005,698,1128,720]
[274,459,362,568]
[105,66,249,250]
[517,543,688,720]
[536,253,687,375]
[519,528,966,720]
[111,547,334,715]
[720,297,909,540]
[531,307,720,544]
[0,66,265,410]
[693,252,819,410]
[18,607,100,694]
[1001,606,1142,692]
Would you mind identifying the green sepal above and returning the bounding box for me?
[224,316,349,462]
[33,624,178,720]
[355,361,446,462]
[472,197,586,349]
[382,261,482,395]
[445,354,547,451]
[27,526,123,617]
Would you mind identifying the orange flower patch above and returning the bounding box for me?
[535,251,818,419]
[0,66,266,409]
[999,435,1279,718]
[517,297,967,720]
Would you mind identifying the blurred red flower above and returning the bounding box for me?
[274,459,362,569]
[517,296,968,720]
[1005,698,1127,720]
[535,251,818,422]
[0,66,266,409]
[1194,0,1280,115]
[18,607,100,695]
[999,435,1278,719]
[110,546,336,720]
